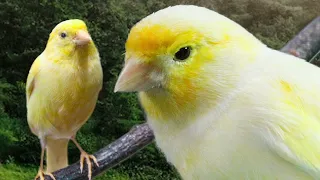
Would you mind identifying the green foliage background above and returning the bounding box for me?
[0,0,319,179]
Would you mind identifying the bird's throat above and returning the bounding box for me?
[138,87,214,124]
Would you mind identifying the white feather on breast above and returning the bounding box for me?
[146,48,316,179]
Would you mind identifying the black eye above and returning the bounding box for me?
[174,46,191,61]
[60,32,67,38]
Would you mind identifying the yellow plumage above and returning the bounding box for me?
[26,19,102,180]
[115,5,320,179]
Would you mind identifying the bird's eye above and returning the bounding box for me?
[174,46,191,61]
[60,32,67,38]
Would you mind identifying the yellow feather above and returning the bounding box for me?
[116,5,320,179]
[26,19,102,177]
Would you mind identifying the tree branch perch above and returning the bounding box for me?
[281,16,320,62]
[40,16,320,180]
[42,123,154,180]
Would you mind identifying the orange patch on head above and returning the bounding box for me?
[126,23,176,57]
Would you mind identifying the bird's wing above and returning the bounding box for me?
[267,78,320,178]
[26,56,41,104]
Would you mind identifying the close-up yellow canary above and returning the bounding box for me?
[115,5,320,179]
[26,19,103,180]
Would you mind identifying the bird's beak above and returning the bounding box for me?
[74,30,92,46]
[114,59,162,92]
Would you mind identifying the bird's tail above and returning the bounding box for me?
[46,137,69,173]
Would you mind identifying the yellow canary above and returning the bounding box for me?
[115,5,320,179]
[26,19,103,180]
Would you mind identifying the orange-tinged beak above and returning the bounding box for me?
[114,59,162,92]
[74,30,92,46]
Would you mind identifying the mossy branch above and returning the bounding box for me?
[40,16,320,180]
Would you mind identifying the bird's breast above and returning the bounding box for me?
[27,59,102,138]
[147,99,312,180]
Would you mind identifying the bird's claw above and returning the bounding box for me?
[35,170,56,180]
[79,152,99,180]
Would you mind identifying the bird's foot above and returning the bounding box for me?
[35,170,56,180]
[79,151,99,180]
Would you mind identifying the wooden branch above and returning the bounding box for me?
[281,16,320,61]
[40,16,320,180]
[42,123,154,180]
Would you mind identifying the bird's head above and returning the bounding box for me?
[115,5,265,120]
[45,19,96,60]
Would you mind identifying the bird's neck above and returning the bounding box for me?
[45,44,97,67]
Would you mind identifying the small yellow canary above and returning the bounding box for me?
[26,19,103,180]
[115,5,320,179]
